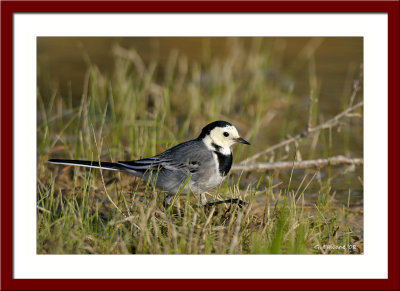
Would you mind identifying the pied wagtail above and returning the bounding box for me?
[49,121,250,206]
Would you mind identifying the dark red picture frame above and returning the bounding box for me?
[1,1,399,290]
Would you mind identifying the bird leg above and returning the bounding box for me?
[200,193,208,206]
[163,193,182,209]
[163,194,175,208]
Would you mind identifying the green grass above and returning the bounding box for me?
[37,38,363,254]
[37,172,362,254]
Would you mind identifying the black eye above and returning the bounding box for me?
[223,132,229,137]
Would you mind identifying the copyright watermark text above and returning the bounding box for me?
[314,244,356,250]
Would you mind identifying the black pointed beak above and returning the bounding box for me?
[235,137,251,145]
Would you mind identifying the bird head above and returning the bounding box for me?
[199,121,250,153]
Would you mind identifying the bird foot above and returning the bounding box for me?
[204,198,247,209]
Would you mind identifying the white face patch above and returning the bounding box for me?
[202,125,241,154]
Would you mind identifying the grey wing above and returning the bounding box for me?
[116,140,214,193]
[157,140,213,175]
[156,141,216,193]
[118,140,211,173]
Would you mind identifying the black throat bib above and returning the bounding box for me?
[211,143,233,176]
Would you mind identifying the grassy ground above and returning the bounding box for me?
[37,38,363,254]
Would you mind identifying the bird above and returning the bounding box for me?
[48,120,250,206]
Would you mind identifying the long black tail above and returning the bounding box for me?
[48,159,124,172]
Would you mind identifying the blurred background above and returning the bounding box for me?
[37,37,362,121]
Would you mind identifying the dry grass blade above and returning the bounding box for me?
[229,212,243,254]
